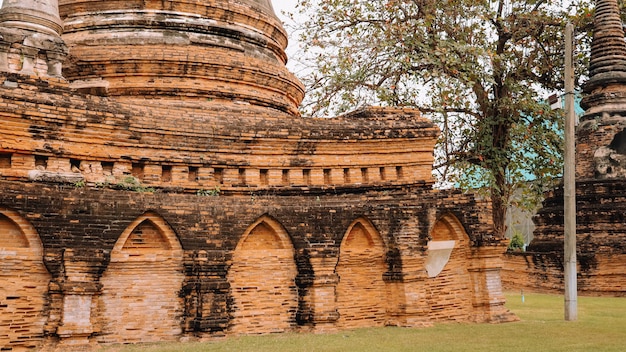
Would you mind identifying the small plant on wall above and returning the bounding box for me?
[197,186,220,196]
[116,176,155,193]
[508,232,525,252]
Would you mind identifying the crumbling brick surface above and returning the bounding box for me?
[502,179,626,296]
[0,74,439,189]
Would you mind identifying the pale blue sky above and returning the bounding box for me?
[270,1,304,72]
[272,0,297,20]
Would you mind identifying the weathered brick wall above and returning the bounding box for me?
[502,251,626,297]
[425,216,474,322]
[591,254,626,295]
[0,179,513,349]
[502,179,626,296]
[501,252,565,294]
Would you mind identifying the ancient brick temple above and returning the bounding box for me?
[502,0,626,296]
[0,0,514,350]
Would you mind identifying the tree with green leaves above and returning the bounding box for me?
[291,0,594,235]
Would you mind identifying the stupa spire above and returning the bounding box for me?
[585,0,626,89]
[581,0,626,112]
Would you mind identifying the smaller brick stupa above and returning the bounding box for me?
[503,0,626,296]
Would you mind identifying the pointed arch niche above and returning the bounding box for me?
[98,212,184,344]
[335,217,388,328]
[227,215,298,334]
[426,213,474,321]
[0,208,50,350]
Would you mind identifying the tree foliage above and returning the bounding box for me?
[292,0,594,235]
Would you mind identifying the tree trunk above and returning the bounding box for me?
[491,171,507,237]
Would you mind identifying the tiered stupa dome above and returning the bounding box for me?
[58,0,304,115]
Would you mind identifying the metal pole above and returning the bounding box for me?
[564,22,577,321]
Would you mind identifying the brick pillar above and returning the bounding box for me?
[182,250,230,336]
[383,277,406,326]
[19,45,38,75]
[80,161,105,183]
[142,164,161,184]
[394,259,433,327]
[309,169,324,186]
[45,50,64,77]
[391,219,433,327]
[45,248,109,349]
[467,245,518,323]
[307,256,340,332]
[0,42,9,71]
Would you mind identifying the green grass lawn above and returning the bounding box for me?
[105,292,626,352]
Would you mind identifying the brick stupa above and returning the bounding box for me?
[0,0,515,350]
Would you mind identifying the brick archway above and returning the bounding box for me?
[335,217,388,328]
[0,208,50,350]
[426,213,474,321]
[228,215,298,334]
[98,212,184,343]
